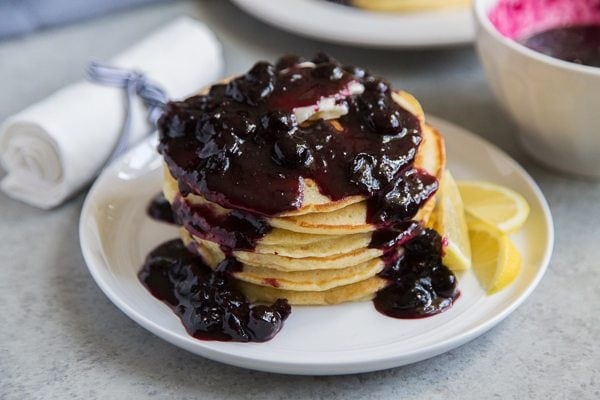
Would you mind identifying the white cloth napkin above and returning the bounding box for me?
[0,16,223,209]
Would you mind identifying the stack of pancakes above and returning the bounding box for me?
[162,91,445,305]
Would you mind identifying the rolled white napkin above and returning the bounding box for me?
[0,16,223,209]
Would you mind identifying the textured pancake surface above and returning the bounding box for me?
[238,276,389,305]
[181,229,387,291]
[193,234,383,272]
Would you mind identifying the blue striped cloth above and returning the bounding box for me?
[0,0,168,39]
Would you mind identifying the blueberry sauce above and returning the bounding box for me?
[147,193,177,224]
[138,239,290,342]
[171,195,271,252]
[140,54,458,342]
[158,53,427,216]
[520,25,600,68]
[368,220,421,251]
[374,229,458,318]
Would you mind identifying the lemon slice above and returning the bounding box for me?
[429,170,471,271]
[468,216,522,294]
[457,181,530,234]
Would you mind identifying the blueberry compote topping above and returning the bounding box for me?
[140,54,458,343]
[171,195,271,252]
[139,239,291,342]
[147,193,177,224]
[374,229,458,318]
[158,53,429,216]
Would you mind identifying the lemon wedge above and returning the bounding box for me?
[468,215,522,294]
[457,181,530,234]
[429,170,471,271]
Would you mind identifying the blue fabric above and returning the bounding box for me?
[0,0,168,39]
[85,61,169,162]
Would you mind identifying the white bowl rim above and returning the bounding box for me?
[474,0,600,76]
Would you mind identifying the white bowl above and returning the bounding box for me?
[474,0,600,178]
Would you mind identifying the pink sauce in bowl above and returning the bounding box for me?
[489,0,600,67]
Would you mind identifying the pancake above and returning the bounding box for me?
[238,276,389,305]
[183,226,391,303]
[271,122,444,234]
[143,54,462,345]
[259,229,346,246]
[161,77,446,305]
[254,231,371,257]
[350,0,470,13]
[238,259,385,291]
[192,234,383,272]
[162,90,429,218]
[162,121,445,238]
[181,229,388,291]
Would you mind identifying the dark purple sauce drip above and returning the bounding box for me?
[138,239,290,342]
[520,25,600,68]
[147,193,177,224]
[171,196,271,252]
[369,220,422,251]
[366,168,438,225]
[374,229,458,319]
[158,53,428,217]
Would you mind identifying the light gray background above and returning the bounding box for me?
[1,1,598,399]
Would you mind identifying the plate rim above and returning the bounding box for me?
[229,0,475,49]
[79,115,554,375]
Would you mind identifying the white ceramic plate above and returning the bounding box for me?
[230,0,474,48]
[79,116,553,375]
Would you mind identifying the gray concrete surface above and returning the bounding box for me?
[0,1,598,399]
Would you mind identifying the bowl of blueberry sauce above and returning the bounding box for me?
[474,0,600,178]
